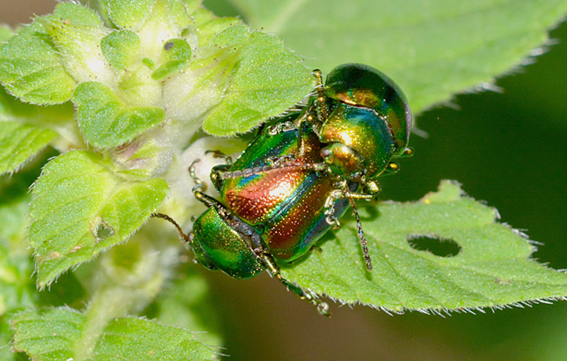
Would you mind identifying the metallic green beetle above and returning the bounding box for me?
[154,63,412,314]
[214,63,413,270]
[313,63,413,195]
[156,115,352,314]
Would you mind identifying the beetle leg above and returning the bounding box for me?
[267,119,297,136]
[210,163,231,192]
[267,109,309,159]
[266,154,296,166]
[269,80,322,161]
[189,160,240,214]
[294,112,309,159]
[324,190,343,229]
[217,161,328,180]
[261,253,330,317]
[379,162,401,177]
[312,69,329,124]
[189,159,207,192]
[186,163,229,208]
[398,147,414,158]
[217,164,281,180]
[294,100,323,160]
[205,150,233,166]
[361,179,381,197]
[188,150,233,191]
[324,187,373,271]
[224,213,265,252]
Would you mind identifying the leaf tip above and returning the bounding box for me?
[421,180,464,204]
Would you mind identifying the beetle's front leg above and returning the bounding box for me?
[189,159,207,192]
[191,150,233,191]
[189,159,229,208]
[205,150,233,166]
[210,163,231,192]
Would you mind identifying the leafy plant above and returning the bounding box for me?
[1,0,567,360]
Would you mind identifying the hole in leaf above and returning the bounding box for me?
[93,218,115,241]
[407,234,461,257]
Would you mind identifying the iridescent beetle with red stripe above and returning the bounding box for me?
[154,63,412,314]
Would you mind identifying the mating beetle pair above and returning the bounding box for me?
[154,63,412,314]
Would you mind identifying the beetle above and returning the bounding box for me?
[217,63,413,270]
[155,113,349,314]
[310,63,413,194]
[153,63,412,314]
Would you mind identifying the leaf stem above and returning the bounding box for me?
[73,286,150,360]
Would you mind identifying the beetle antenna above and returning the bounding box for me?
[151,213,191,243]
[347,196,373,271]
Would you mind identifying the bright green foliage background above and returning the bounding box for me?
[1,0,567,360]
[0,122,57,174]
[73,82,166,149]
[29,150,169,287]
[231,0,567,114]
[285,181,567,310]
[11,309,215,360]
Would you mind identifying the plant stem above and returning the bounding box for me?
[73,286,146,360]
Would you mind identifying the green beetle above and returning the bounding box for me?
[314,63,413,195]
[154,63,412,314]
[156,114,352,315]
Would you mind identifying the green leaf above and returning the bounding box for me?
[101,0,157,29]
[129,0,194,58]
[231,0,567,114]
[148,265,222,347]
[0,25,14,43]
[0,86,74,123]
[283,181,567,312]
[28,151,169,287]
[101,30,141,71]
[152,38,192,80]
[95,316,215,360]
[0,195,30,244]
[12,308,82,360]
[11,309,216,360]
[110,137,168,181]
[0,321,17,361]
[162,22,313,136]
[50,2,105,27]
[0,195,36,361]
[0,196,36,316]
[0,3,118,105]
[0,21,76,104]
[0,122,58,175]
[38,5,115,86]
[0,3,105,105]
[0,86,79,154]
[191,7,243,47]
[201,30,314,135]
[73,82,165,149]
[101,0,198,31]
